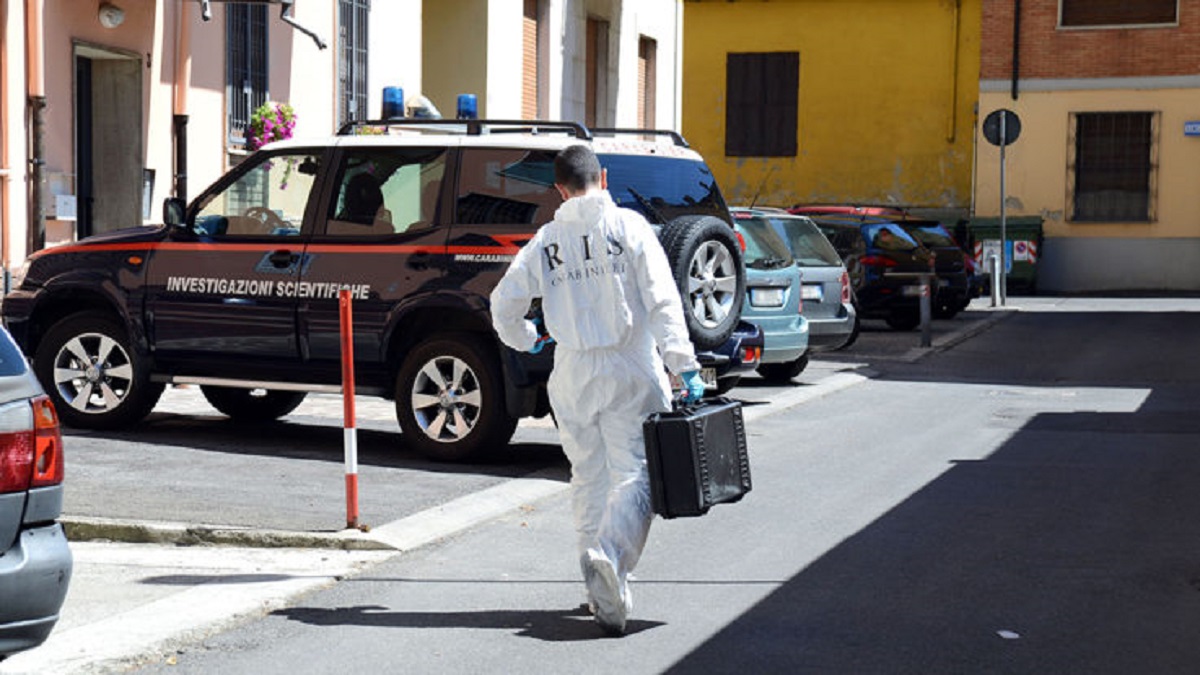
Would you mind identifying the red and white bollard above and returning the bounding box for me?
[339,289,359,529]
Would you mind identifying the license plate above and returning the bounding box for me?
[749,287,785,307]
[801,284,823,301]
[902,284,927,297]
[938,278,949,287]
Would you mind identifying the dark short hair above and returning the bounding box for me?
[554,144,602,192]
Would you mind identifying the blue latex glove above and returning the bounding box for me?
[529,317,554,354]
[530,334,555,354]
[680,370,706,404]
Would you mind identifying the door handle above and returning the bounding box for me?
[269,249,297,269]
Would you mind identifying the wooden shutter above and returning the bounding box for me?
[725,52,798,157]
[523,0,538,120]
[638,37,657,129]
[1061,0,1176,26]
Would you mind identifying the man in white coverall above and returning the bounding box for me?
[490,144,706,635]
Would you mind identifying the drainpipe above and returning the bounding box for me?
[24,0,45,254]
[1,6,11,289]
[1011,0,1021,100]
[173,0,192,203]
[946,0,961,143]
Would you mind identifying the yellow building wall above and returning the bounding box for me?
[976,88,1200,240]
[423,0,489,118]
[682,0,981,210]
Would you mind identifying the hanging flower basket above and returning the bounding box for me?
[247,102,297,151]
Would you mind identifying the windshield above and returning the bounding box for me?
[863,223,921,252]
[735,219,794,269]
[598,154,731,225]
[766,216,842,266]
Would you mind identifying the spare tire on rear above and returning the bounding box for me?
[658,215,746,350]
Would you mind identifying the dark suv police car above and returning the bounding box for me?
[2,120,748,461]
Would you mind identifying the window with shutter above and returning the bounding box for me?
[522,0,540,120]
[1069,112,1157,222]
[339,0,370,127]
[725,52,799,157]
[1060,0,1177,27]
[226,4,269,146]
[638,37,657,129]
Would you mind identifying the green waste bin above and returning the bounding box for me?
[962,216,1044,295]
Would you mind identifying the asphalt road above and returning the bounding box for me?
[112,297,1200,674]
[11,297,1200,674]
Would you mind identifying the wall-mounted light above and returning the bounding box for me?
[98,2,125,29]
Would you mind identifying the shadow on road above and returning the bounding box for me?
[666,311,1200,672]
[65,415,568,480]
[272,604,664,642]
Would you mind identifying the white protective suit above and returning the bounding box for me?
[490,189,700,625]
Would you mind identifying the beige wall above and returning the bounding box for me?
[976,82,1200,291]
[423,0,489,118]
[976,86,1200,240]
[369,0,423,121]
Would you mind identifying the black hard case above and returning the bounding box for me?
[643,397,752,519]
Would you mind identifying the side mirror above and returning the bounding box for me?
[162,197,186,227]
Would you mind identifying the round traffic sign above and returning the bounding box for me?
[983,109,1021,146]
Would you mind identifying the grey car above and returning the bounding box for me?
[732,208,858,351]
[0,324,71,662]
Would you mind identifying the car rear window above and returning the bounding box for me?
[598,154,731,226]
[903,223,957,248]
[0,329,27,377]
[767,216,843,267]
[863,223,921,251]
[735,219,794,270]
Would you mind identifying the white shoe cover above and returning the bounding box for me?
[585,550,626,635]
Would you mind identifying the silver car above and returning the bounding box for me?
[0,324,71,661]
[731,208,858,351]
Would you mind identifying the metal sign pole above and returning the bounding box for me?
[999,113,1008,306]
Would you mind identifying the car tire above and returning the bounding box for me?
[659,216,746,351]
[33,312,164,429]
[756,352,810,383]
[885,310,921,331]
[395,333,518,462]
[201,386,307,422]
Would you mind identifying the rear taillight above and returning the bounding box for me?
[735,230,747,252]
[840,270,852,304]
[859,256,897,268]
[32,396,64,487]
[743,345,762,365]
[0,395,63,494]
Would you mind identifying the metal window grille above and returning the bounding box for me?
[725,52,799,157]
[1070,112,1156,222]
[227,4,269,145]
[339,0,370,127]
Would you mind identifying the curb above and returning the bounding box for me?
[62,516,393,551]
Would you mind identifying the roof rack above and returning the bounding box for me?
[336,118,592,139]
[590,128,690,148]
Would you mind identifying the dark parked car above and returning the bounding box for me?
[896,220,979,318]
[0,324,71,662]
[2,120,747,462]
[808,214,936,331]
